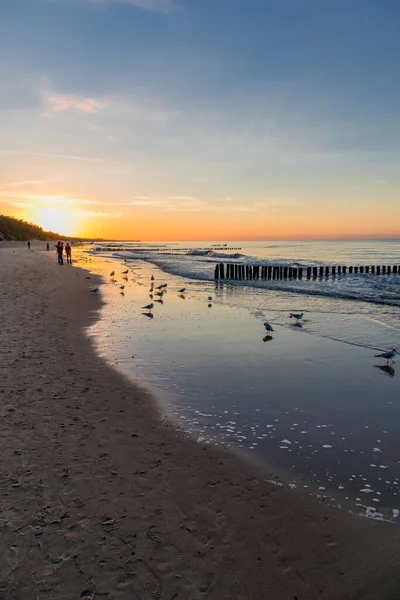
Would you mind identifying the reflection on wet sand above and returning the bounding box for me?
[375,365,395,378]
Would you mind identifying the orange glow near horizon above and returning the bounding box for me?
[1,182,399,241]
[4,204,400,241]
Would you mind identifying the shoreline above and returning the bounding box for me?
[86,251,400,517]
[1,245,400,599]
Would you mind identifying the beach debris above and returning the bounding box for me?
[89,286,99,293]
[142,303,154,311]
[289,312,304,322]
[263,321,274,333]
[374,348,397,365]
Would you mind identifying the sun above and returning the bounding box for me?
[29,206,78,237]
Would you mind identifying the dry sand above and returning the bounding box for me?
[1,244,400,600]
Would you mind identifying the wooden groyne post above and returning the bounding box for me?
[214,263,399,280]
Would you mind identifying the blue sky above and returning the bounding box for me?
[0,0,399,238]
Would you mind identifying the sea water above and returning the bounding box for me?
[85,240,400,520]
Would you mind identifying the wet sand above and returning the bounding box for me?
[1,245,400,600]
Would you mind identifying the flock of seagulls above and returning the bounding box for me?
[90,266,397,368]
[94,269,212,314]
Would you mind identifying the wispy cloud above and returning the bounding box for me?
[0,179,46,189]
[48,95,103,113]
[0,150,127,165]
[253,198,297,210]
[51,0,177,13]
[107,0,176,12]
[0,192,206,212]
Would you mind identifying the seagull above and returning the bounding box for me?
[290,312,304,321]
[264,322,274,333]
[142,302,154,311]
[155,284,164,290]
[375,348,397,365]
[151,275,155,281]
[208,296,213,302]
[90,286,99,293]
[178,288,186,294]
[155,291,164,297]
[122,269,129,274]
[120,285,125,290]
[161,284,168,288]
[110,271,115,276]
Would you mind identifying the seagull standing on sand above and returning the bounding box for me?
[290,312,304,322]
[110,271,115,276]
[264,322,274,333]
[120,285,125,290]
[375,349,397,365]
[208,296,213,302]
[151,275,155,281]
[142,302,154,311]
[178,288,186,294]
[90,286,99,293]
[122,269,129,275]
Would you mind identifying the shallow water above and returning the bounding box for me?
[97,240,400,311]
[81,241,400,520]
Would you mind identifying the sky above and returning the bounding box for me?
[0,0,399,240]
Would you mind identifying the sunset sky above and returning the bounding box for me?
[0,0,399,240]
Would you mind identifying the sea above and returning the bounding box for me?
[83,240,400,521]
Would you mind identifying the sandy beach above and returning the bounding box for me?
[1,244,400,600]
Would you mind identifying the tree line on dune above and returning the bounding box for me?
[0,214,93,242]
